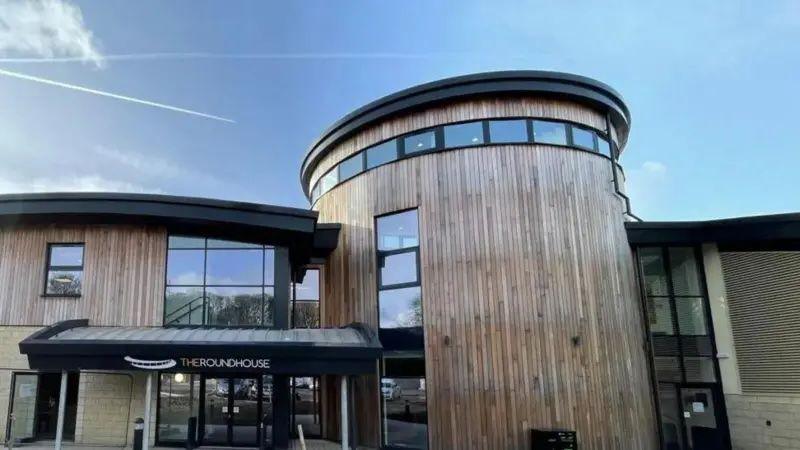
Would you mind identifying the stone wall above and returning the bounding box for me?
[727,394,800,450]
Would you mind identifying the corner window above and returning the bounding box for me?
[443,121,484,147]
[366,140,398,169]
[292,268,320,328]
[571,125,596,150]
[532,120,567,145]
[488,119,528,143]
[44,243,84,296]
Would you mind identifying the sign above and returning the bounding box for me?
[124,356,271,371]
[692,402,705,413]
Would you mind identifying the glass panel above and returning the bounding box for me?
[532,120,567,145]
[168,236,205,249]
[654,356,682,382]
[380,251,418,287]
[49,245,83,266]
[676,297,708,335]
[647,297,675,335]
[684,357,717,382]
[167,250,205,285]
[263,287,275,327]
[207,239,261,249]
[489,119,528,143]
[264,248,275,285]
[203,378,229,446]
[9,374,38,441]
[311,183,321,203]
[320,169,338,194]
[670,247,703,296]
[164,286,205,325]
[379,286,423,328]
[205,287,264,326]
[231,378,259,446]
[158,373,199,443]
[639,247,669,296]
[443,122,484,147]
[382,377,428,449]
[294,269,319,301]
[377,210,419,251]
[293,301,320,328]
[45,270,82,295]
[366,140,398,169]
[292,377,321,438]
[658,384,685,450]
[571,126,595,150]
[206,249,263,285]
[680,387,720,450]
[404,130,437,154]
[262,375,273,448]
[339,154,364,181]
[597,137,612,157]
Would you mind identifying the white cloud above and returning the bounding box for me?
[0,174,159,194]
[625,161,669,220]
[0,0,103,67]
[641,161,667,176]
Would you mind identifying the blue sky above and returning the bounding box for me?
[0,1,799,221]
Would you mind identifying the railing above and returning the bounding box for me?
[164,295,204,325]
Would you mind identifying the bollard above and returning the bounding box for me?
[186,416,197,450]
[133,418,144,450]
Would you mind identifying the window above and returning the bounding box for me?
[571,125,596,150]
[404,130,437,155]
[44,243,84,296]
[597,136,612,157]
[311,183,322,203]
[443,121,484,147]
[165,236,277,327]
[488,119,528,143]
[290,376,321,438]
[532,120,567,145]
[376,209,423,330]
[382,353,428,449]
[366,140,398,169]
[320,170,338,195]
[292,268,320,328]
[338,154,364,182]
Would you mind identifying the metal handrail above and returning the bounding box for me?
[164,295,204,325]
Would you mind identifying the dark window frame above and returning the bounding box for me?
[42,242,85,297]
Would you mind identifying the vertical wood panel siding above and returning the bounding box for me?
[0,224,167,326]
[312,101,656,450]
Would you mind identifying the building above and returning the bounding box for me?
[0,71,796,450]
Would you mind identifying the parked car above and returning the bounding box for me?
[381,379,402,400]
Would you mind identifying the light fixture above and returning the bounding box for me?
[174,373,185,383]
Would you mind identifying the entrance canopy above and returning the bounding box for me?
[20,319,381,375]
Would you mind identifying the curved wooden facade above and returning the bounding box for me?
[309,96,658,449]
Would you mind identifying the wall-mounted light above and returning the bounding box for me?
[174,373,185,383]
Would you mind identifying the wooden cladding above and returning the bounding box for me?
[314,140,657,449]
[309,97,613,191]
[0,224,167,326]
[720,251,800,394]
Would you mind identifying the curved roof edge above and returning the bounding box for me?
[300,70,631,195]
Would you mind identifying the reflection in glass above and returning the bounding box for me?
[158,373,199,443]
[263,287,275,326]
[169,236,205,249]
[489,119,528,143]
[264,248,275,285]
[320,170,338,195]
[443,122,484,147]
[291,377,321,438]
[45,270,82,296]
[639,247,669,296]
[404,131,437,154]
[10,374,38,441]
[654,357,681,382]
[49,245,84,266]
[294,269,319,300]
[293,302,320,328]
[205,249,263,285]
[167,250,205,285]
[684,357,716,382]
[366,140,398,169]
[571,126,595,149]
[647,297,675,335]
[381,377,428,449]
[598,137,612,157]
[206,287,264,326]
[380,287,423,328]
[532,120,567,145]
[377,210,419,251]
[203,378,229,446]
[658,384,684,450]
[676,297,708,335]
[164,286,204,325]
[206,239,262,249]
[380,251,418,287]
[231,378,259,446]
[339,154,364,181]
[669,247,702,296]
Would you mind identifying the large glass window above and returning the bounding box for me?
[443,121,484,147]
[571,125,596,150]
[292,268,320,328]
[157,373,200,443]
[165,236,277,327]
[404,130,437,155]
[376,210,422,330]
[488,119,528,143]
[290,376,321,438]
[532,120,567,145]
[338,154,364,182]
[44,243,84,296]
[366,140,398,169]
[382,353,428,449]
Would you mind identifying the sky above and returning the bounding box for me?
[0,0,799,221]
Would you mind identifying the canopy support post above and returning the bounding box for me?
[54,370,68,450]
[143,372,153,450]
[340,376,349,450]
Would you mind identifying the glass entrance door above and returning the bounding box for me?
[200,377,262,447]
[680,386,727,450]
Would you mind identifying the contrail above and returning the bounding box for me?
[0,67,235,123]
[0,52,447,63]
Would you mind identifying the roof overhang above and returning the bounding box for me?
[300,70,631,196]
[20,319,381,375]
